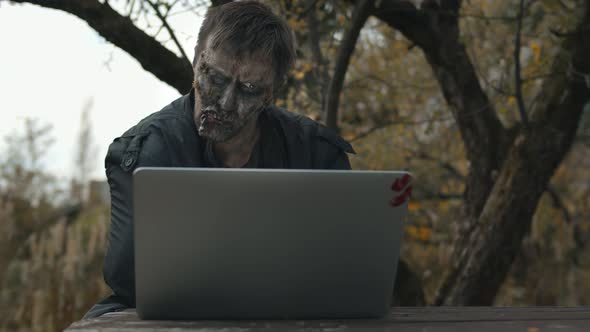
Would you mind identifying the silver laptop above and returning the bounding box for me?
[133,167,410,320]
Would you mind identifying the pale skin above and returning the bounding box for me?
[192,41,275,168]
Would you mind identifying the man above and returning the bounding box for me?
[84,1,355,318]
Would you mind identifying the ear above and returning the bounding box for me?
[192,50,207,76]
[192,43,201,68]
[192,54,200,77]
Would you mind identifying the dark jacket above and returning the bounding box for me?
[84,90,355,318]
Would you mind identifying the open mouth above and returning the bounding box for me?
[201,110,228,124]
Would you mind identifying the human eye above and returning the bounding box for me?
[241,82,259,93]
[209,74,227,86]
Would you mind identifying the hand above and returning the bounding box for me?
[390,173,412,207]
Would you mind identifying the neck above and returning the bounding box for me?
[214,117,260,168]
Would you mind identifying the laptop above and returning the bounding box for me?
[133,167,410,320]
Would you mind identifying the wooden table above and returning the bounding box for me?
[65,307,590,331]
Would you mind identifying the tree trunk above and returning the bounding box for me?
[370,0,590,304]
[324,0,375,130]
[440,7,590,303]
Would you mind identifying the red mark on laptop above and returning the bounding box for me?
[390,174,412,207]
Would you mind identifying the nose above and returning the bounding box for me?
[219,83,237,111]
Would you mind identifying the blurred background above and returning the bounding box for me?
[1,0,590,331]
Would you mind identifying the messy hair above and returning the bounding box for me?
[193,1,296,88]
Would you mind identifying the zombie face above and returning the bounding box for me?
[193,43,274,142]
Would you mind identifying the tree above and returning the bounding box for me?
[5,0,590,307]
[0,118,59,289]
[0,118,105,331]
[369,0,590,305]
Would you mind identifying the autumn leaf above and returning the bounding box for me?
[507,96,517,105]
[292,70,305,80]
[405,225,418,239]
[530,42,541,64]
[417,227,432,242]
[438,201,449,212]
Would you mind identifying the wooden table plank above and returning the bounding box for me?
[65,307,590,332]
[387,306,590,321]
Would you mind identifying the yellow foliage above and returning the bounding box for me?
[302,62,313,73]
[408,201,421,212]
[287,17,305,31]
[292,70,305,80]
[342,133,356,141]
[417,227,432,242]
[507,96,517,105]
[405,225,432,242]
[530,42,541,64]
[438,201,449,212]
[406,225,418,238]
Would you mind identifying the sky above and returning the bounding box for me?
[0,2,204,181]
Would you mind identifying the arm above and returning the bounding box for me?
[85,128,169,318]
[84,143,135,318]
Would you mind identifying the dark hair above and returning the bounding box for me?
[193,1,296,88]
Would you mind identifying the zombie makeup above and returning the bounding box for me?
[193,46,273,143]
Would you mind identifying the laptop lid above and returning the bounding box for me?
[133,168,410,319]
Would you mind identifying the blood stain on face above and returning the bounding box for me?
[193,43,274,143]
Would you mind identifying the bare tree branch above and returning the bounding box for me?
[344,73,437,91]
[546,184,572,223]
[146,0,190,65]
[211,0,232,7]
[368,0,508,224]
[409,149,466,181]
[514,0,530,126]
[306,0,328,109]
[7,0,193,94]
[324,0,375,130]
[417,192,463,200]
[349,120,395,142]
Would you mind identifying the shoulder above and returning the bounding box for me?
[105,93,194,172]
[265,106,355,155]
[123,93,191,137]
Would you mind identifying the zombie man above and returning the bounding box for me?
[84,1,355,318]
